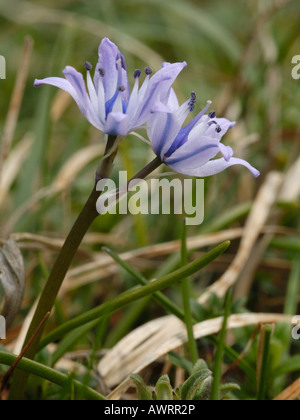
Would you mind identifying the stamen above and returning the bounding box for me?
[84,62,93,72]
[144,66,153,76]
[216,125,222,133]
[112,86,126,114]
[126,72,141,119]
[116,53,127,70]
[134,69,142,79]
[99,68,105,77]
[208,111,216,119]
[188,91,197,112]
[86,62,98,116]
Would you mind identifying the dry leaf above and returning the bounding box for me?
[0,237,25,328]
[274,377,300,401]
[99,313,292,391]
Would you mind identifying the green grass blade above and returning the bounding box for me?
[103,247,185,321]
[257,325,273,401]
[211,290,232,400]
[181,221,198,364]
[0,352,106,400]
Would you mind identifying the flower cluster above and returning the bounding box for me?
[34,37,259,179]
[34,38,186,137]
[148,94,260,178]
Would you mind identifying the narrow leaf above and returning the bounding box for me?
[219,383,240,400]
[131,374,152,400]
[155,375,173,400]
[40,241,231,349]
[180,368,212,400]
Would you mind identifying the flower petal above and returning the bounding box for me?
[150,98,194,158]
[148,112,181,157]
[34,76,85,114]
[34,68,103,130]
[166,157,260,178]
[150,102,173,114]
[167,101,212,153]
[218,143,234,161]
[103,112,130,136]
[165,139,220,168]
[151,62,187,97]
[166,88,180,112]
[63,66,102,129]
[133,62,187,127]
[96,38,129,103]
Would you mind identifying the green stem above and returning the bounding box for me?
[211,290,232,400]
[208,336,257,385]
[39,242,231,350]
[10,135,118,399]
[181,222,198,365]
[9,151,162,399]
[129,156,162,181]
[0,352,106,400]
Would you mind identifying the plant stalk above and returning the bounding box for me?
[10,135,118,399]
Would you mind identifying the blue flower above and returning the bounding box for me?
[148,91,260,178]
[34,38,186,137]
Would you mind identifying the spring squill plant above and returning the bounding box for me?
[10,37,259,399]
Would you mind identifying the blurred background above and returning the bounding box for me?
[1,0,300,400]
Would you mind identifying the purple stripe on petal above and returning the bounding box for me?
[166,101,212,155]
[136,77,169,124]
[153,113,176,157]
[165,143,219,166]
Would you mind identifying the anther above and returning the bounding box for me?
[208,111,216,119]
[116,53,127,70]
[216,125,222,133]
[144,66,153,76]
[84,62,93,71]
[208,121,217,126]
[99,68,105,77]
[118,85,126,92]
[188,91,197,112]
[134,69,142,79]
